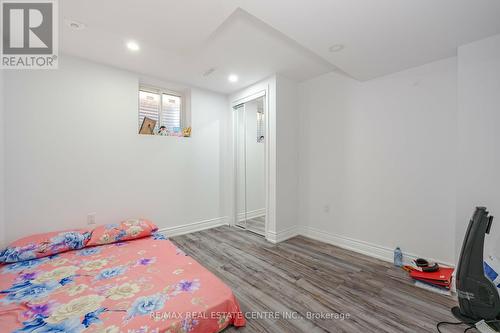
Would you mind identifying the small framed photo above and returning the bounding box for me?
[139,117,157,135]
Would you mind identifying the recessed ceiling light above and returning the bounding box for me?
[228,74,238,83]
[126,41,140,52]
[329,44,345,52]
[65,19,86,30]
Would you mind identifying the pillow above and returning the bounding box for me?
[0,229,92,263]
[87,219,158,246]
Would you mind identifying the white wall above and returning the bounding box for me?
[0,69,5,248]
[275,75,299,234]
[3,55,228,243]
[298,58,458,265]
[457,34,500,259]
[4,34,500,267]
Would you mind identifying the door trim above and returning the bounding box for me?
[230,87,271,239]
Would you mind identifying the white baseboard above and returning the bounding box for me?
[158,217,228,238]
[267,226,300,244]
[238,208,266,222]
[157,218,455,269]
[299,226,455,268]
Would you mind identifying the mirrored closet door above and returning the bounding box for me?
[234,95,266,236]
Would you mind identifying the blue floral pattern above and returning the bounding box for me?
[82,307,107,328]
[50,232,90,251]
[95,266,127,280]
[14,316,85,333]
[75,247,101,256]
[127,293,167,319]
[151,232,167,240]
[2,258,49,273]
[0,246,37,263]
[0,232,243,332]
[0,231,91,264]
[1,280,60,303]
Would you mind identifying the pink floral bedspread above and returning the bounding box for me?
[0,234,245,333]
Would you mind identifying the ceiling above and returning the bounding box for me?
[61,0,500,93]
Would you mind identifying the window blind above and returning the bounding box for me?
[139,90,160,131]
[161,94,181,132]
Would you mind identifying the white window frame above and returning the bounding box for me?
[139,85,185,133]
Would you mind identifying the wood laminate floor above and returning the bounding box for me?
[171,226,464,333]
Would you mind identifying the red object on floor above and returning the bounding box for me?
[410,267,454,285]
[413,277,451,288]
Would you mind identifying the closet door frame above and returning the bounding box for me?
[230,88,272,240]
[234,103,247,230]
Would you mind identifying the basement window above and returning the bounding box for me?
[138,86,190,137]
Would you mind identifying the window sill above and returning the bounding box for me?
[139,134,191,138]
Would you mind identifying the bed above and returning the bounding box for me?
[0,221,245,333]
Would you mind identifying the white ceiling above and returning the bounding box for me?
[61,0,500,93]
